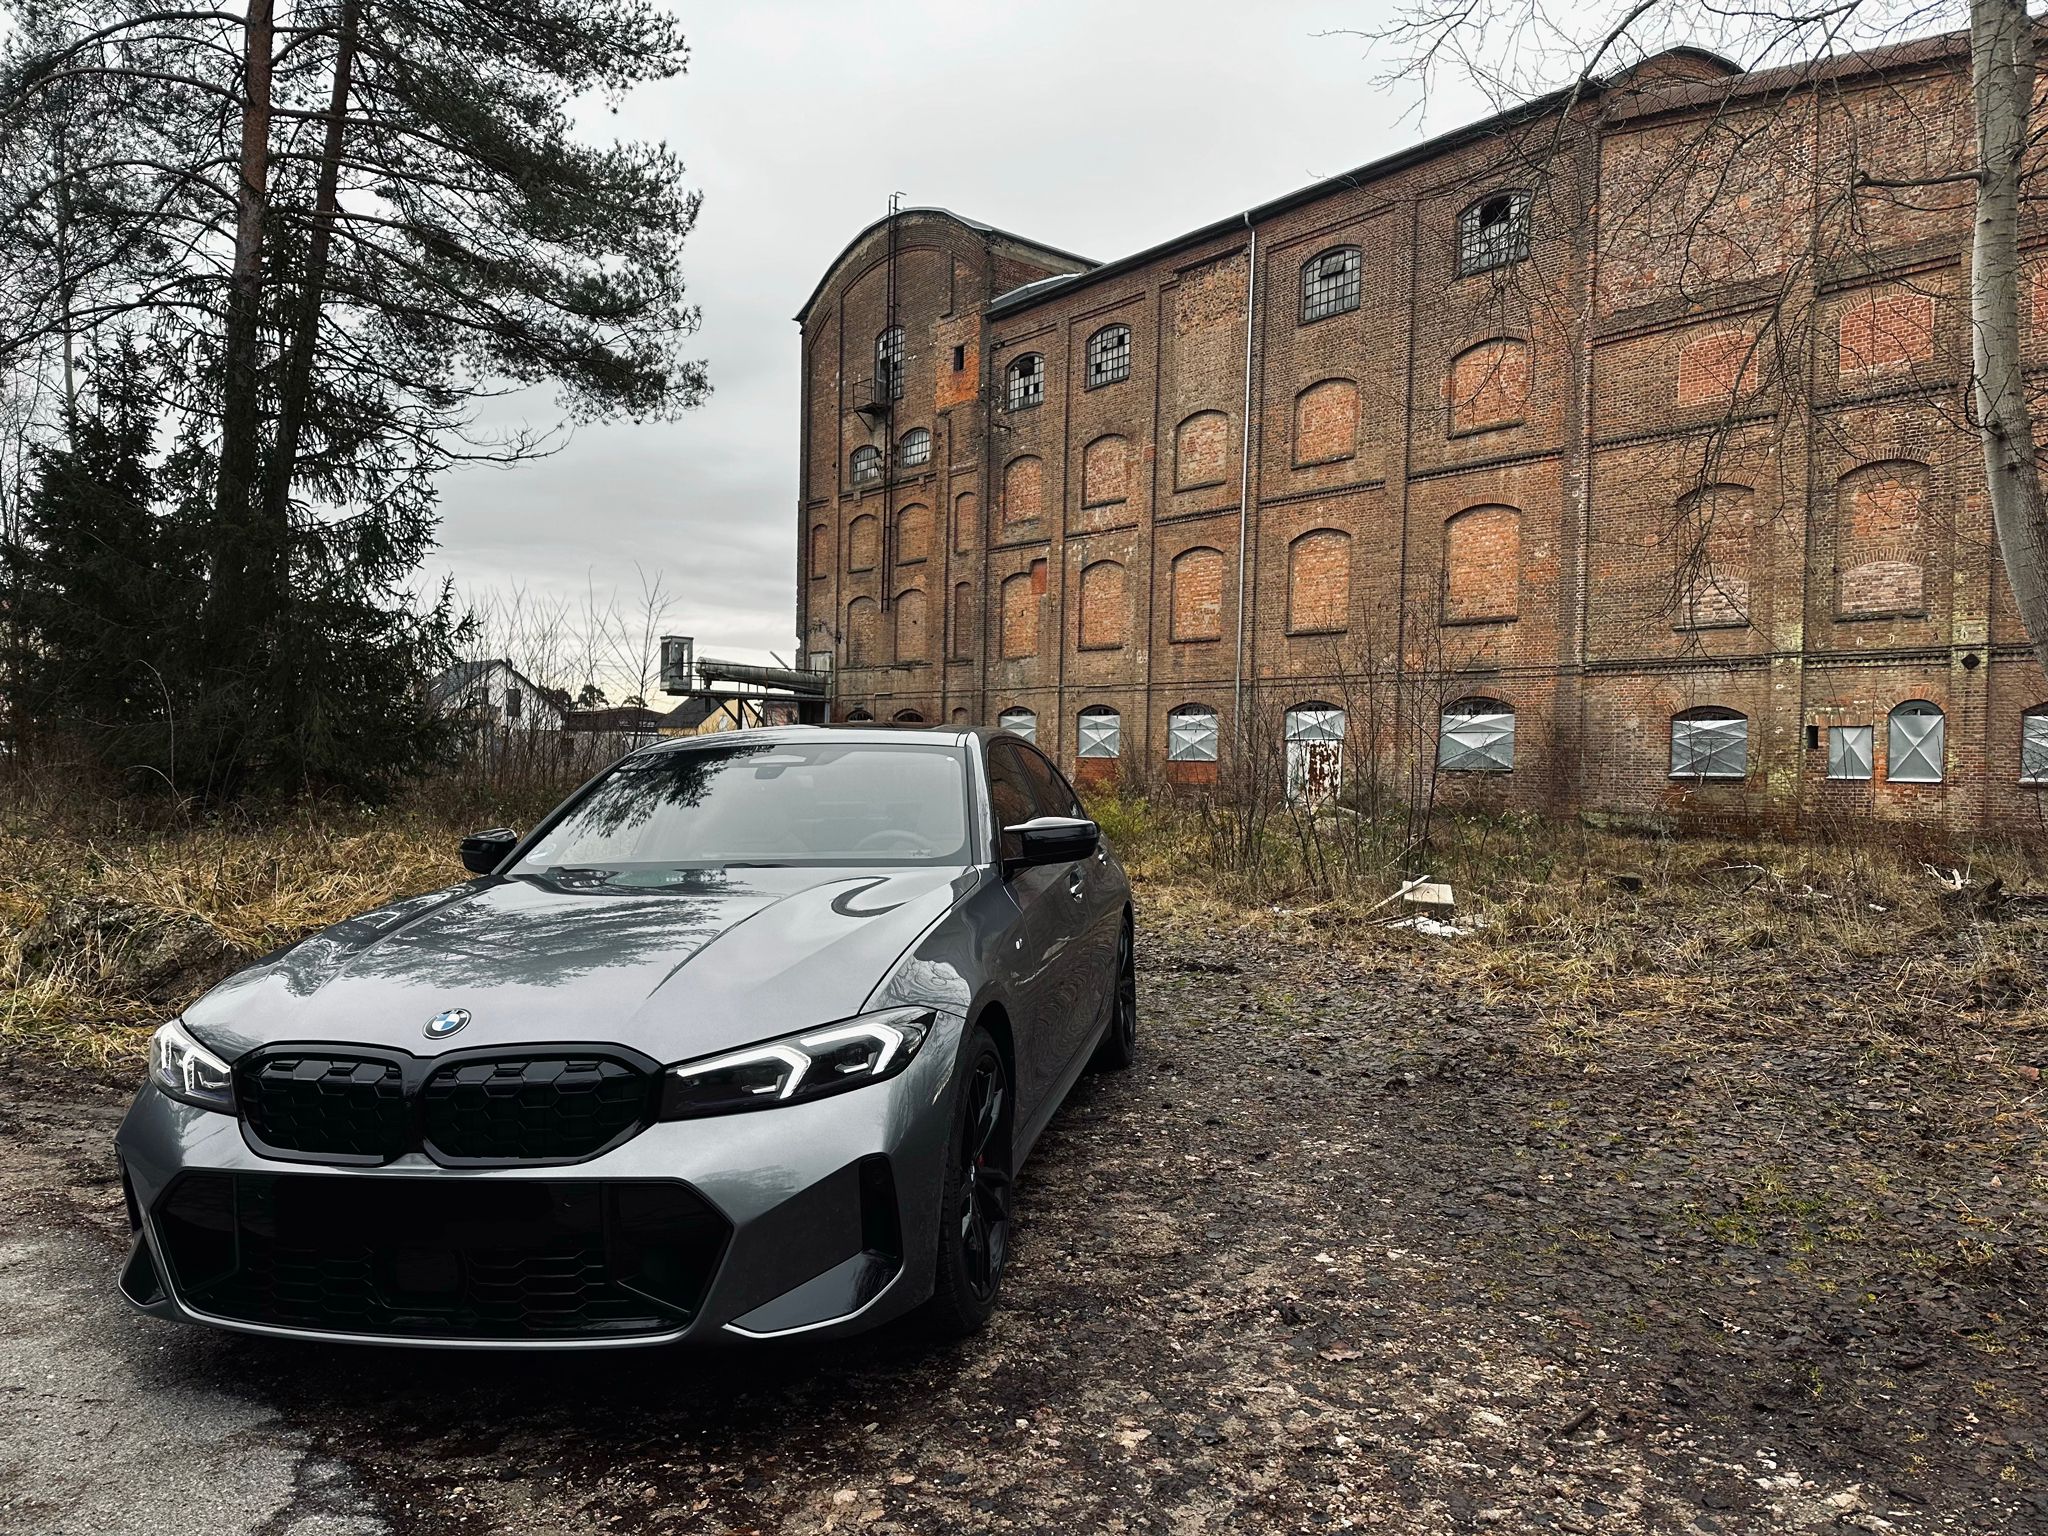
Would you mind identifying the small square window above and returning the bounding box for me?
[952,344,966,371]
[1301,248,1361,323]
[1827,725,1873,780]
[1006,354,1044,412]
[1457,191,1532,278]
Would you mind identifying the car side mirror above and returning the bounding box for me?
[460,827,519,875]
[1002,816,1100,875]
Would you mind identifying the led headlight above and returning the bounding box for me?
[659,1007,935,1119]
[148,1018,235,1113]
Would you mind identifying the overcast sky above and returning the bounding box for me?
[429,1,1502,683]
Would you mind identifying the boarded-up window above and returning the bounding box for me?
[1888,700,1944,784]
[893,588,926,664]
[2023,707,2048,783]
[1168,705,1219,762]
[1078,560,1127,649]
[1078,706,1121,758]
[1837,461,1927,617]
[1839,290,1936,376]
[848,513,880,572]
[1284,703,1345,803]
[1174,411,1229,490]
[1287,529,1351,634]
[998,707,1036,742]
[1828,725,1873,780]
[1003,456,1044,524]
[1677,484,1752,630]
[846,597,879,667]
[1442,505,1519,623]
[810,524,830,578]
[1671,708,1748,779]
[1293,380,1358,466]
[895,503,930,564]
[1677,329,1758,406]
[1447,339,1529,434]
[1000,571,1038,658]
[950,582,975,660]
[953,490,978,552]
[1438,698,1515,772]
[1169,546,1224,642]
[1082,435,1131,508]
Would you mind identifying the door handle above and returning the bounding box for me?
[1067,869,1086,901]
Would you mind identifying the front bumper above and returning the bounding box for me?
[113,1012,965,1348]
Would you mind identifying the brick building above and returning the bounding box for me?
[794,30,2048,831]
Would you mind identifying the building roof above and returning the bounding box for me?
[986,45,1743,318]
[795,207,1097,323]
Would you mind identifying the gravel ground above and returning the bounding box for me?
[1,913,2041,1535]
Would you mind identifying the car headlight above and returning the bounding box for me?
[659,1007,935,1119]
[148,1018,235,1113]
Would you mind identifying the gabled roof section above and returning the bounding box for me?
[986,44,1744,321]
[796,207,1096,322]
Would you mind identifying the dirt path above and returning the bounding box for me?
[1,918,2040,1535]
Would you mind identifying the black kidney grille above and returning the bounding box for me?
[239,1055,408,1160]
[422,1056,651,1162]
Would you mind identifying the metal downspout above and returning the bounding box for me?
[1231,214,1257,756]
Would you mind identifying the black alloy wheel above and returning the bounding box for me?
[1088,917,1138,1073]
[924,1026,1012,1336]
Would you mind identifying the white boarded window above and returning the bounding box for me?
[1168,705,1218,762]
[1285,703,1345,802]
[1671,709,1748,780]
[2024,708,2048,783]
[1078,706,1120,758]
[1888,701,1944,784]
[1438,698,1514,773]
[1827,725,1874,780]
[998,706,1036,743]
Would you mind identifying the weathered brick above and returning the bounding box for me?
[1293,379,1359,465]
[1174,411,1230,490]
[1082,434,1131,507]
[1170,545,1225,642]
[1079,559,1127,649]
[1447,340,1529,435]
[1443,504,1520,622]
[1287,529,1351,634]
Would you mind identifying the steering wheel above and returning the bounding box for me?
[854,829,928,853]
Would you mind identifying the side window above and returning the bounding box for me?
[986,741,1037,862]
[1017,745,1083,819]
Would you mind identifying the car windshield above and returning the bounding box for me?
[511,739,973,874]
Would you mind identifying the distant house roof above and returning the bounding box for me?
[427,658,510,709]
[661,697,719,731]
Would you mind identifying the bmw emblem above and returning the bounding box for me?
[425,1007,471,1039]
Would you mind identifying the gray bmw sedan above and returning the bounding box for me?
[114,726,1136,1347]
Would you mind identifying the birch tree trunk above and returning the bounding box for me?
[1971,0,2048,677]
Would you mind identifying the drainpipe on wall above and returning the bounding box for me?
[1231,213,1257,757]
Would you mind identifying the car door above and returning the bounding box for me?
[1013,744,1118,1083]
[984,739,1069,1120]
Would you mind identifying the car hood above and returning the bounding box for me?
[184,864,978,1064]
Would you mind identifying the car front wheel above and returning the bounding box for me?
[922,1025,1012,1338]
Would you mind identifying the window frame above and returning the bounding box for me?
[1827,724,1874,781]
[897,427,931,469]
[1077,705,1121,759]
[875,326,904,401]
[1167,704,1220,763]
[1299,246,1362,324]
[1437,697,1515,774]
[1887,700,1946,785]
[1456,189,1533,279]
[1085,324,1132,389]
[850,444,883,488]
[1670,707,1749,781]
[997,705,1037,743]
[1005,353,1045,413]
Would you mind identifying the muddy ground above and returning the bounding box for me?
[1,914,2042,1535]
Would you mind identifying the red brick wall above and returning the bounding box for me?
[1170,546,1224,642]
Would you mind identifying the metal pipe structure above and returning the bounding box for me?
[693,656,830,697]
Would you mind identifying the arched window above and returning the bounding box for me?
[1086,324,1132,388]
[1006,353,1044,412]
[1287,529,1351,634]
[1446,338,1530,435]
[875,326,904,400]
[851,445,882,488]
[845,707,874,722]
[894,503,930,565]
[999,570,1038,658]
[1081,434,1131,508]
[1671,707,1748,780]
[998,706,1037,743]
[847,512,879,572]
[1457,190,1532,277]
[1442,505,1520,624]
[1292,379,1359,466]
[1078,559,1127,649]
[892,709,925,723]
[1002,455,1044,523]
[1438,698,1515,773]
[897,427,931,468]
[1168,704,1219,763]
[893,588,926,664]
[1284,702,1345,802]
[845,597,880,668]
[1887,700,1945,784]
[1173,411,1230,490]
[2023,705,2048,784]
[1078,705,1121,758]
[1300,247,1361,322]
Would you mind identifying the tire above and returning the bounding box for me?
[922,1025,1013,1339]
[1087,917,1138,1073]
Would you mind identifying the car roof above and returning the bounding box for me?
[636,724,989,755]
